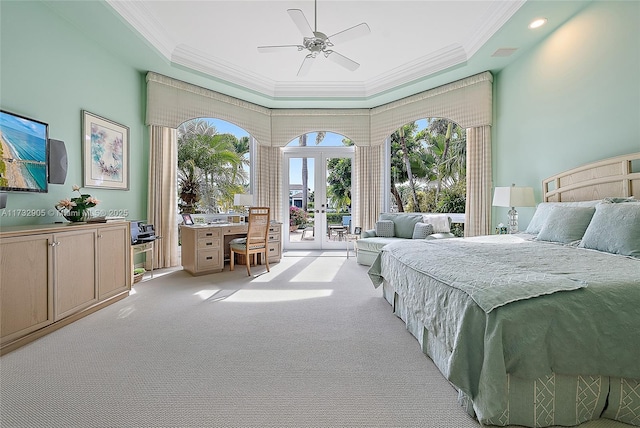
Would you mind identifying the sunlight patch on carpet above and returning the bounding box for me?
[222,289,333,302]
[290,256,345,282]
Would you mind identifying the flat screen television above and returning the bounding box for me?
[0,110,49,193]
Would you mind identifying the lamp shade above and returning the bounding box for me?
[233,193,253,206]
[492,185,535,208]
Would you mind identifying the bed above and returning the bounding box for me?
[368,152,640,427]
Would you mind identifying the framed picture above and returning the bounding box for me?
[82,110,129,190]
[181,213,194,225]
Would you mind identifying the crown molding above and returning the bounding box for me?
[105,0,175,58]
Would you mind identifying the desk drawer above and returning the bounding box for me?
[223,225,247,235]
[197,229,221,239]
[267,241,280,259]
[197,238,221,250]
[197,249,220,270]
[267,232,280,242]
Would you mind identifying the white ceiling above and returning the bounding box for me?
[107,0,525,99]
[44,0,591,108]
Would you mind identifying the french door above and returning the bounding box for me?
[283,147,354,250]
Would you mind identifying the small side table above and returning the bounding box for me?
[131,240,155,284]
[345,233,359,259]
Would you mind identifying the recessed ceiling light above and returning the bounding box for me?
[529,18,548,29]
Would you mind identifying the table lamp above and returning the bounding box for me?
[492,184,535,233]
[233,193,253,221]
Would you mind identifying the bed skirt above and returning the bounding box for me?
[382,281,640,427]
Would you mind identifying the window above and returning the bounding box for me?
[387,118,466,235]
[177,118,252,214]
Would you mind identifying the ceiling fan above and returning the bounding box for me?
[257,0,371,76]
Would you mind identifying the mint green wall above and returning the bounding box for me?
[492,0,640,230]
[0,1,147,227]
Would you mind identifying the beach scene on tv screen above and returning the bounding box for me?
[0,111,47,192]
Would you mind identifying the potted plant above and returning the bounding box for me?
[133,267,146,284]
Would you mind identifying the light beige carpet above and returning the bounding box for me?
[0,256,631,428]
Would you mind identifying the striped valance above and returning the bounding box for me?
[146,71,493,147]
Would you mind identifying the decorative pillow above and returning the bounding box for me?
[412,222,434,239]
[535,206,595,244]
[422,214,451,233]
[579,202,640,257]
[375,220,395,237]
[526,200,600,234]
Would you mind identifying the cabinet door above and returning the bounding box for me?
[97,224,130,299]
[54,229,98,320]
[0,234,54,344]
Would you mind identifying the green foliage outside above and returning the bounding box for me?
[391,118,466,236]
[177,119,248,214]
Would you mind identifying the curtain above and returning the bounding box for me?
[256,145,282,223]
[353,145,384,231]
[465,126,492,237]
[147,125,179,268]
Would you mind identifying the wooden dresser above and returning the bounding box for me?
[0,222,131,355]
[180,222,281,276]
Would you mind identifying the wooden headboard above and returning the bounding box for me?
[543,152,640,202]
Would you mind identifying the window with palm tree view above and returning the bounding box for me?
[177,118,251,215]
[390,118,466,236]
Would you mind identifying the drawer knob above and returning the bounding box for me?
[206,256,213,260]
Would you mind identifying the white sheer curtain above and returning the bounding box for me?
[465,126,492,237]
[353,145,384,231]
[147,125,179,268]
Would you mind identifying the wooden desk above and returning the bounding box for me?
[180,223,281,276]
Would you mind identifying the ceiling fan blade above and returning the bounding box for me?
[287,9,314,39]
[327,23,370,45]
[326,50,360,71]
[257,45,302,53]
[297,54,316,77]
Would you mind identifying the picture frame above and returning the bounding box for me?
[181,213,194,225]
[82,110,129,190]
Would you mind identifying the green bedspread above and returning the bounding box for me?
[368,234,640,422]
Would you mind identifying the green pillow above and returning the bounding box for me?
[412,222,434,239]
[375,220,395,237]
[579,203,640,257]
[536,206,595,244]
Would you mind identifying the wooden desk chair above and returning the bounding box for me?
[229,207,270,276]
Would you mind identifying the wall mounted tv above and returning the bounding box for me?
[0,110,49,193]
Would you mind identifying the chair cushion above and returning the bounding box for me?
[229,237,247,251]
[357,237,402,253]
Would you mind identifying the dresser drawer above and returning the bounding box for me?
[197,249,220,270]
[197,229,221,239]
[197,238,221,250]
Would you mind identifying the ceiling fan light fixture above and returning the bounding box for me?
[257,0,370,76]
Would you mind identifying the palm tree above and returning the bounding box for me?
[299,132,325,211]
[326,138,354,212]
[389,122,432,212]
[177,120,244,213]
